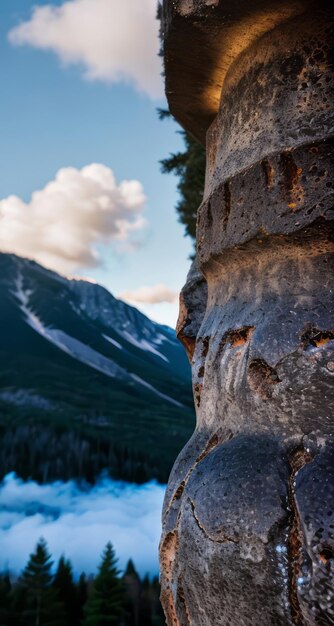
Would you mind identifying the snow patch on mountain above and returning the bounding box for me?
[11,270,184,408]
[122,330,169,362]
[103,334,124,350]
[130,374,183,408]
[13,273,124,378]
[69,280,177,354]
[43,329,126,379]
[13,274,47,336]
[154,333,173,345]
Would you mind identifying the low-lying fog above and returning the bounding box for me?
[0,473,165,577]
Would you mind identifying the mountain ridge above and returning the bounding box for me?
[0,252,195,484]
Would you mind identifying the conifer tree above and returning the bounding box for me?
[122,560,141,626]
[11,579,28,626]
[84,542,123,626]
[19,538,63,626]
[159,109,206,242]
[53,556,78,626]
[138,575,152,626]
[77,573,88,625]
[0,572,12,626]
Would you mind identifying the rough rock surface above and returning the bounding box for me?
[160,1,334,624]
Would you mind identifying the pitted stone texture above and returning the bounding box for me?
[160,1,334,624]
[198,140,334,263]
[294,445,334,624]
[161,0,318,144]
[186,435,290,543]
[175,509,290,626]
[161,218,334,624]
[161,434,294,625]
[162,426,225,535]
[205,13,334,197]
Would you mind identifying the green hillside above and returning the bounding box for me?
[0,253,195,484]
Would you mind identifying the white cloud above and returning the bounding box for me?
[0,163,147,275]
[8,0,163,98]
[0,473,165,577]
[121,283,178,305]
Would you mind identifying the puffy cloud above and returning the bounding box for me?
[0,163,147,275]
[120,283,179,305]
[8,0,163,98]
[0,473,165,576]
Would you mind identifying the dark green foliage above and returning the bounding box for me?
[122,560,141,626]
[84,543,123,626]
[10,583,28,626]
[138,576,152,626]
[0,573,12,626]
[0,541,164,626]
[122,563,164,626]
[53,557,80,626]
[77,574,88,625]
[159,109,206,241]
[19,538,64,626]
[0,417,182,485]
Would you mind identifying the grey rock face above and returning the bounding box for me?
[160,1,334,624]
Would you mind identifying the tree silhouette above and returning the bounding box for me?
[0,572,12,626]
[0,546,165,626]
[53,556,79,626]
[77,573,88,625]
[84,542,123,626]
[122,560,141,626]
[19,538,63,626]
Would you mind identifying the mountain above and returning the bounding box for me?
[0,253,195,484]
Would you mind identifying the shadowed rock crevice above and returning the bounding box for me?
[176,260,208,362]
[189,497,239,545]
[280,152,303,211]
[287,447,315,626]
[218,326,255,352]
[261,158,276,189]
[248,359,281,400]
[300,325,334,349]
[160,531,180,625]
[163,431,226,522]
[176,580,192,626]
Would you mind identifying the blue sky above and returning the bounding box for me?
[0,0,192,326]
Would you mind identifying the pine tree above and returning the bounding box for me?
[0,572,12,626]
[77,573,88,625]
[122,560,141,626]
[53,556,79,626]
[11,580,28,626]
[84,542,123,626]
[159,108,206,242]
[138,576,152,626]
[19,538,63,626]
